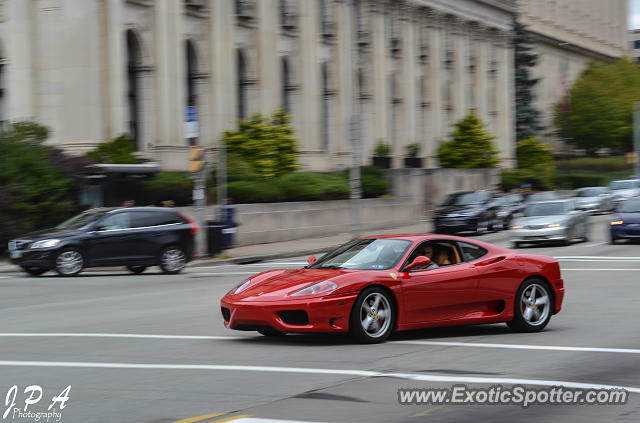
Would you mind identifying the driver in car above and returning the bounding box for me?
[409,244,439,271]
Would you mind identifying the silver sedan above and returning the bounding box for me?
[510,199,590,248]
[571,186,615,214]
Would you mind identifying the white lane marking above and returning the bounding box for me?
[5,333,640,357]
[555,256,640,260]
[0,276,10,279]
[395,340,640,356]
[248,262,306,266]
[190,272,257,276]
[0,333,240,340]
[563,268,640,271]
[0,360,637,393]
[230,419,327,423]
[584,243,607,248]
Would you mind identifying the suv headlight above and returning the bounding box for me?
[290,280,338,297]
[30,239,61,249]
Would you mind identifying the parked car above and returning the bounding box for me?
[221,235,564,342]
[491,193,525,230]
[571,186,615,214]
[7,207,198,276]
[609,197,640,244]
[510,199,589,248]
[433,191,497,235]
[608,179,640,205]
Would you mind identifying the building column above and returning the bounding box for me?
[7,0,37,121]
[335,0,353,157]
[210,0,236,145]
[475,26,489,121]
[425,10,442,166]
[370,2,388,147]
[257,0,278,114]
[452,17,467,121]
[496,31,515,167]
[401,7,416,153]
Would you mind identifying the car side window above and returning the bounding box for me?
[131,211,181,228]
[98,213,131,230]
[404,240,463,271]
[458,241,488,262]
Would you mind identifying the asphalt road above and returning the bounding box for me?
[1,214,640,423]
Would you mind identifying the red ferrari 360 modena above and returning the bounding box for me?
[220,234,564,343]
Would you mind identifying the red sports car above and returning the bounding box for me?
[220,234,564,343]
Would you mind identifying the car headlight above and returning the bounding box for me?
[29,239,61,249]
[460,210,481,217]
[289,280,338,297]
[547,223,563,228]
[511,225,524,229]
[229,279,251,295]
[610,220,624,226]
[497,210,509,217]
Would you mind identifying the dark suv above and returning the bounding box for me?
[433,191,498,235]
[8,207,198,276]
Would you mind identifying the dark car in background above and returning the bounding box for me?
[491,193,525,230]
[433,191,497,235]
[7,207,198,276]
[609,197,640,244]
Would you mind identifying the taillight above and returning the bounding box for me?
[178,213,199,235]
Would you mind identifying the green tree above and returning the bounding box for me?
[516,136,555,189]
[223,109,298,178]
[0,122,75,249]
[87,134,139,164]
[553,58,640,154]
[514,19,543,141]
[437,111,500,168]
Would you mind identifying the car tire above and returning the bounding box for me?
[159,246,186,274]
[127,266,147,275]
[21,266,48,276]
[258,328,286,337]
[507,278,553,333]
[55,248,84,276]
[349,287,395,344]
[610,234,619,245]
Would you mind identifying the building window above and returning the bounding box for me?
[281,57,292,113]
[237,49,248,119]
[126,29,142,146]
[321,63,330,151]
[634,39,640,49]
[0,60,5,130]
[235,0,255,21]
[184,0,205,11]
[279,0,296,30]
[186,40,197,107]
[319,0,334,38]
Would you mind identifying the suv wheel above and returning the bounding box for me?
[55,248,84,276]
[160,246,186,274]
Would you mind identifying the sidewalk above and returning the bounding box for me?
[0,220,432,273]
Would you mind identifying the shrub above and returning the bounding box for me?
[276,172,349,201]
[501,169,554,191]
[406,143,421,158]
[223,109,298,178]
[517,137,555,189]
[361,174,389,198]
[226,180,285,203]
[553,172,606,189]
[140,172,194,206]
[554,156,632,173]
[437,111,500,168]
[87,134,139,164]
[374,140,391,157]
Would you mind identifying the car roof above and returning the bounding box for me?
[529,199,571,204]
[101,206,175,214]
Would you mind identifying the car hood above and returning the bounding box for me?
[15,228,84,241]
[574,196,600,203]
[436,204,482,215]
[612,189,637,197]
[229,268,355,302]
[514,215,568,226]
[616,213,640,224]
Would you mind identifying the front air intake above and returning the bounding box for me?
[277,310,309,325]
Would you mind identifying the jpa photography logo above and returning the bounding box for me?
[3,385,70,422]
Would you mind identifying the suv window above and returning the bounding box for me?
[98,212,131,230]
[131,211,183,228]
[458,242,488,262]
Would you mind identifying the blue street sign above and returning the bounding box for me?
[185,106,197,122]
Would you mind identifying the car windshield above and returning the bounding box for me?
[55,210,106,230]
[524,202,567,217]
[575,188,605,197]
[617,199,640,213]
[442,192,488,206]
[494,195,522,206]
[609,181,634,190]
[524,192,557,203]
[309,238,412,271]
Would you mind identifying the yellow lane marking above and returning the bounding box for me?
[171,412,226,423]
[411,405,446,417]
[209,415,253,423]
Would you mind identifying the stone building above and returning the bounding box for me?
[0,0,516,171]
[518,0,629,146]
[629,28,640,64]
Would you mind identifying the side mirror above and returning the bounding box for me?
[307,255,317,265]
[404,256,431,271]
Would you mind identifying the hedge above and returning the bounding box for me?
[554,156,632,173]
[139,172,194,206]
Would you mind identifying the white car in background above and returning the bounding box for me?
[608,179,640,205]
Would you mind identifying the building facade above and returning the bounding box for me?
[0,0,516,171]
[629,29,640,63]
[518,0,629,147]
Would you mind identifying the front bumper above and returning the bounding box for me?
[220,292,359,333]
[8,248,59,268]
[510,227,568,243]
[611,224,640,240]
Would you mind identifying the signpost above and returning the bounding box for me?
[186,106,206,256]
[634,102,640,178]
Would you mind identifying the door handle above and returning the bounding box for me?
[475,256,506,267]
